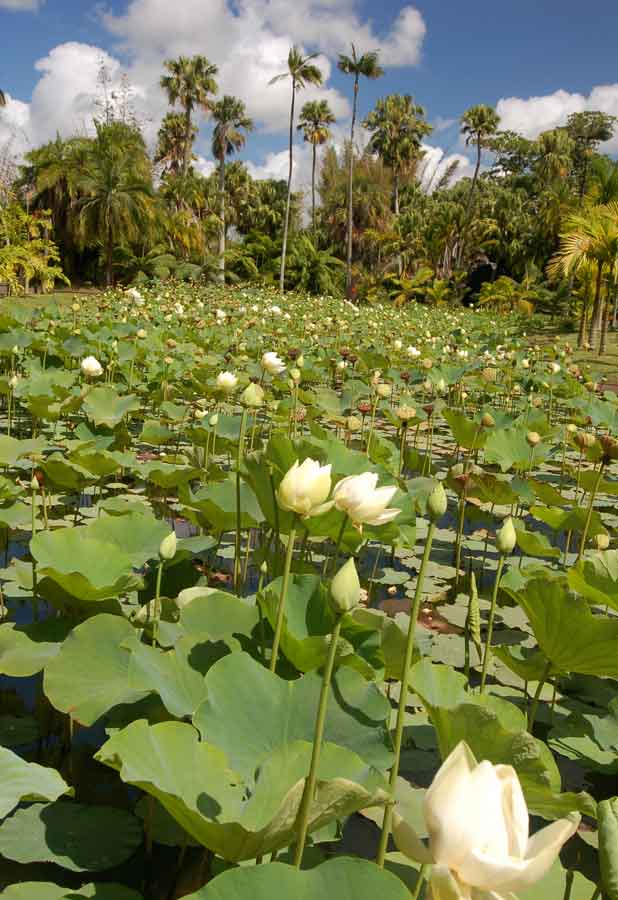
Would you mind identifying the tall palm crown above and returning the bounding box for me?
[269,45,323,292]
[457,103,500,265]
[337,45,384,296]
[160,55,219,177]
[155,112,197,176]
[298,99,335,232]
[211,95,254,283]
[364,94,431,212]
[535,128,574,182]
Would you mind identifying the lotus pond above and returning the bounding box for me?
[0,285,618,900]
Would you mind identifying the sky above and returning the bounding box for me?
[1,0,618,191]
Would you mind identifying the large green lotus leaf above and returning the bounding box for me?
[505,576,618,676]
[0,500,34,530]
[82,386,140,428]
[549,713,618,773]
[0,803,142,872]
[0,619,72,676]
[466,473,519,507]
[530,504,607,538]
[514,522,560,559]
[484,426,548,472]
[0,435,47,466]
[408,660,595,820]
[193,652,393,772]
[442,408,487,450]
[179,590,259,640]
[519,861,596,899]
[182,857,411,900]
[599,797,618,900]
[0,714,39,746]
[259,574,383,678]
[64,887,142,899]
[492,645,549,683]
[69,448,132,479]
[97,720,387,861]
[41,454,96,492]
[0,747,71,817]
[31,528,141,602]
[0,886,69,900]
[44,615,148,725]
[134,461,200,490]
[182,477,263,533]
[567,550,618,612]
[87,511,170,568]
[126,641,208,718]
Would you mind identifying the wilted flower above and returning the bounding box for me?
[276,458,333,518]
[216,371,238,393]
[333,472,400,529]
[393,741,579,899]
[261,351,286,376]
[81,355,103,378]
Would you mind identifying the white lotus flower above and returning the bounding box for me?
[393,742,580,899]
[216,371,238,393]
[261,351,286,376]
[81,355,103,378]
[270,305,282,316]
[407,346,421,358]
[276,458,333,518]
[333,472,400,529]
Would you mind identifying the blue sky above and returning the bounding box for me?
[1,0,617,184]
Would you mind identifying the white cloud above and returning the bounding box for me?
[0,0,43,9]
[496,84,618,152]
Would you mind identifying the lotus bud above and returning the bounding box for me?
[346,415,362,432]
[137,328,147,339]
[496,517,517,555]
[396,405,416,423]
[164,356,174,365]
[427,481,448,522]
[595,533,610,551]
[377,383,391,398]
[296,354,304,368]
[30,475,39,491]
[566,423,577,435]
[72,303,80,312]
[480,413,495,428]
[526,431,541,447]
[259,560,268,575]
[290,368,301,383]
[574,431,596,450]
[241,382,264,408]
[194,408,207,420]
[159,531,177,560]
[209,413,219,426]
[330,558,361,616]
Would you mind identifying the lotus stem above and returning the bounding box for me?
[411,863,428,900]
[234,408,249,594]
[269,516,297,672]
[576,462,605,563]
[293,616,342,867]
[398,422,408,477]
[377,521,436,867]
[479,553,506,693]
[322,514,347,577]
[527,660,552,731]
[152,560,163,647]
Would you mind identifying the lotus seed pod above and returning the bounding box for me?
[377,383,392,399]
[496,517,517,555]
[346,415,362,432]
[159,531,177,560]
[481,413,495,428]
[330,558,361,616]
[600,435,618,460]
[427,481,448,522]
[574,431,596,450]
[566,423,577,434]
[526,431,541,447]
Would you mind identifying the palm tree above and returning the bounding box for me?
[535,128,574,182]
[269,46,323,292]
[160,56,219,177]
[155,112,196,177]
[74,122,155,286]
[548,203,618,351]
[211,95,253,283]
[297,99,335,232]
[337,46,383,296]
[459,104,500,264]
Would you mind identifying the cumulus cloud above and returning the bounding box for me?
[0,0,43,9]
[497,84,618,152]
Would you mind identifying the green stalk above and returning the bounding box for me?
[269,516,297,672]
[234,409,249,595]
[398,423,408,477]
[479,554,506,693]
[322,515,347,577]
[411,864,427,900]
[576,462,605,563]
[30,478,39,623]
[293,616,342,867]
[376,521,437,867]
[152,560,163,647]
[527,660,552,731]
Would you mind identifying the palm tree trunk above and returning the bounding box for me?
[457,138,482,267]
[394,171,402,277]
[588,261,604,348]
[218,151,226,284]
[311,142,317,235]
[106,221,113,287]
[345,76,359,299]
[279,79,296,293]
[599,288,611,355]
[183,106,192,179]
[613,288,618,329]
[577,295,588,349]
